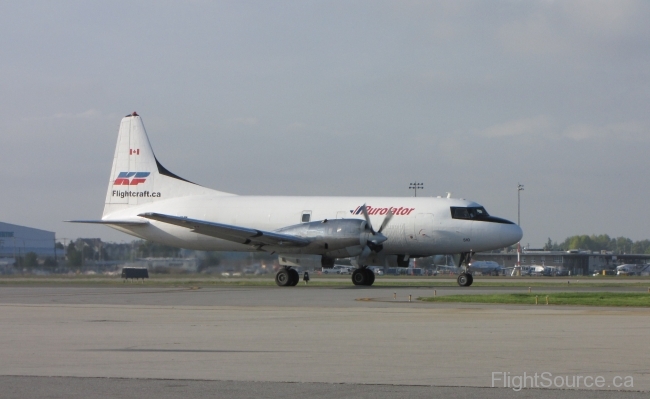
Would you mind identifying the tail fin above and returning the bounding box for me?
[103,112,232,217]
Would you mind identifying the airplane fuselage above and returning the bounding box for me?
[107,195,522,257]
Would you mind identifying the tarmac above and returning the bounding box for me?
[1,283,649,398]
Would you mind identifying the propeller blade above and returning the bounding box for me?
[357,245,372,265]
[377,209,394,234]
[360,203,375,233]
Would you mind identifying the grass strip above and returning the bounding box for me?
[419,292,650,307]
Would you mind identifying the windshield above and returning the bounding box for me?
[450,206,490,220]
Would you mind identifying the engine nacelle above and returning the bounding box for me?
[274,218,370,256]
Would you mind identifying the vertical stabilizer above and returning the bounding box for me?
[103,112,232,217]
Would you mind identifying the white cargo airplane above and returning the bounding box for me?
[70,112,523,287]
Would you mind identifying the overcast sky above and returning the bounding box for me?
[1,1,649,247]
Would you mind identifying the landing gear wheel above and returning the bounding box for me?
[352,268,367,286]
[457,273,472,287]
[365,268,375,286]
[288,268,300,286]
[275,269,290,287]
[352,268,375,286]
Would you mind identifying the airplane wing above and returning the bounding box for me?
[66,219,149,225]
[138,212,310,249]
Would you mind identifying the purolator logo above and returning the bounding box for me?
[350,205,414,216]
[113,172,150,186]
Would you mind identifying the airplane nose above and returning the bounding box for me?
[502,223,523,246]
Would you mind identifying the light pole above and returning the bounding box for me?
[409,182,424,197]
[517,184,524,226]
[516,183,524,276]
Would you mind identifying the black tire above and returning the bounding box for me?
[351,268,367,286]
[457,273,470,287]
[288,268,300,286]
[365,269,375,286]
[467,273,474,286]
[275,269,291,287]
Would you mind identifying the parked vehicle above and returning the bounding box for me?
[322,265,354,274]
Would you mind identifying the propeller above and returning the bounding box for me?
[357,204,393,265]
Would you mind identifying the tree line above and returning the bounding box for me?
[543,235,650,254]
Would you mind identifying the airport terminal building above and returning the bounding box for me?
[0,222,57,259]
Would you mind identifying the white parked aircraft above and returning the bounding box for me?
[70,112,522,287]
[616,264,650,276]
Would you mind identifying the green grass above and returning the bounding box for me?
[419,292,650,307]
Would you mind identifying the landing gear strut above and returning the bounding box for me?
[275,267,300,287]
[352,267,375,286]
[457,251,475,287]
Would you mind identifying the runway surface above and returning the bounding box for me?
[1,285,648,397]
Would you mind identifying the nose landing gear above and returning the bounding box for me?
[457,272,473,287]
[457,251,475,287]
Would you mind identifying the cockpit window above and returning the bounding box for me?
[450,206,490,220]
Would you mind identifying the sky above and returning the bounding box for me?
[1,1,649,248]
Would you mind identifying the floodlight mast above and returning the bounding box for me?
[517,184,524,226]
[515,183,524,276]
[409,182,424,197]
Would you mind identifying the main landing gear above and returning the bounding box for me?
[275,266,377,287]
[456,251,475,287]
[351,267,375,286]
[275,267,300,287]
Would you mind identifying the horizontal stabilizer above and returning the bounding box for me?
[138,212,309,248]
[66,219,149,225]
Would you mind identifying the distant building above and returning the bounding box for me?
[474,250,650,275]
[0,222,58,259]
